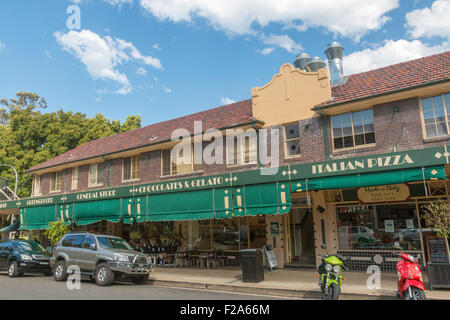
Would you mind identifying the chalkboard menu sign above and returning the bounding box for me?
[427,236,449,263]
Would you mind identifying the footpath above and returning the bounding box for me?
[149,267,450,300]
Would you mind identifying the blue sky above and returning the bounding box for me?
[0,0,449,126]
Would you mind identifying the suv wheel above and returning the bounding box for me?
[95,263,114,286]
[8,261,20,278]
[132,274,148,285]
[53,260,68,282]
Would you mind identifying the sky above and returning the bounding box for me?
[0,0,449,127]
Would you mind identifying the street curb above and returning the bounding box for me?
[148,279,395,300]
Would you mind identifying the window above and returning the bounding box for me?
[284,122,301,157]
[88,163,103,187]
[50,171,62,192]
[32,175,41,196]
[82,236,96,249]
[332,109,375,150]
[123,155,140,181]
[336,204,419,251]
[71,167,78,190]
[226,134,257,166]
[421,93,450,138]
[161,146,202,176]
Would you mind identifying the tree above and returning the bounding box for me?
[0,92,142,197]
[44,220,70,246]
[422,199,450,239]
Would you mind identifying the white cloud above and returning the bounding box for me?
[54,29,162,94]
[261,34,302,53]
[406,0,450,39]
[136,67,147,75]
[0,42,6,53]
[259,47,275,56]
[152,44,162,50]
[221,97,236,105]
[139,0,399,40]
[103,0,133,7]
[162,85,172,93]
[343,39,450,75]
[44,50,52,58]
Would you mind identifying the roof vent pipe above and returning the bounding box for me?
[325,42,344,86]
[306,57,326,72]
[294,53,311,71]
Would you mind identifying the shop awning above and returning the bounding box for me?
[74,199,122,226]
[233,182,291,216]
[147,189,216,222]
[0,220,19,233]
[292,166,446,192]
[19,206,57,230]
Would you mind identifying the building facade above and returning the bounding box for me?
[1,47,449,271]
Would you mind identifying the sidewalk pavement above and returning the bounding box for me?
[149,267,450,300]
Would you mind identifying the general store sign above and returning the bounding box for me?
[357,184,410,203]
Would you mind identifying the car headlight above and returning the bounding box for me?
[115,254,130,262]
[325,264,332,272]
[332,265,340,273]
[20,254,33,261]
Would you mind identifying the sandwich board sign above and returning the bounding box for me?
[264,246,278,271]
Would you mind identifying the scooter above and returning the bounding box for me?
[394,241,426,300]
[317,244,348,300]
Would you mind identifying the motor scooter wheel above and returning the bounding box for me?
[404,287,425,300]
[322,283,340,300]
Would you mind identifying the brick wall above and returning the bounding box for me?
[32,95,450,197]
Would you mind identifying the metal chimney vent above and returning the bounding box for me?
[294,53,311,71]
[306,57,326,72]
[325,42,345,86]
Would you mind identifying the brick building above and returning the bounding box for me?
[1,44,449,271]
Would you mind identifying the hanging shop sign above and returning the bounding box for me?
[357,184,410,203]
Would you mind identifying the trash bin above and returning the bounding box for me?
[240,249,264,283]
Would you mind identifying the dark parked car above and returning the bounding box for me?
[0,240,52,277]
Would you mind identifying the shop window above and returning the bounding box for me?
[187,220,211,250]
[226,133,257,166]
[161,145,203,176]
[32,175,41,196]
[88,163,103,187]
[336,204,420,251]
[49,171,62,192]
[409,183,427,197]
[284,122,301,157]
[212,219,239,251]
[123,155,140,182]
[331,109,375,150]
[421,93,450,138]
[71,167,78,190]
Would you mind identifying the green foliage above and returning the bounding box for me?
[44,220,70,245]
[422,199,450,239]
[142,222,183,247]
[0,92,141,197]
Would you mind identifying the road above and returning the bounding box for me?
[0,272,286,300]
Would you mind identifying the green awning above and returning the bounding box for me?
[74,199,122,226]
[0,221,19,232]
[213,188,234,219]
[122,196,148,224]
[147,189,215,222]
[233,182,291,216]
[292,166,446,192]
[19,206,57,230]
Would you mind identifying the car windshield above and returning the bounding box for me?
[15,241,45,253]
[97,236,132,250]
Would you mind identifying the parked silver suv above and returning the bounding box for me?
[50,232,152,286]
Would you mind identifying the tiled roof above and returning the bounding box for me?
[29,99,256,172]
[314,51,450,109]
